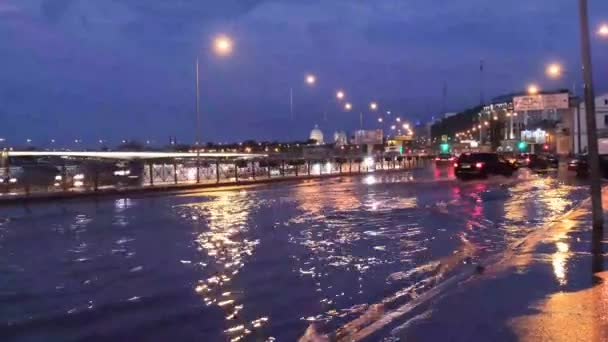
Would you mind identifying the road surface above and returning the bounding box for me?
[0,165,590,341]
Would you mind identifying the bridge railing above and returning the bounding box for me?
[0,155,431,199]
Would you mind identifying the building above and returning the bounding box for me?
[573,93,608,154]
[333,131,348,146]
[309,125,324,145]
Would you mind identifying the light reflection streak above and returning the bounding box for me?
[177,190,266,341]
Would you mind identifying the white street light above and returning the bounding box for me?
[213,35,233,56]
[370,102,378,110]
[546,63,563,79]
[527,84,540,95]
[344,102,352,111]
[305,74,316,85]
[336,90,345,100]
[599,24,608,37]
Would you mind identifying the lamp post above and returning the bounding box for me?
[578,0,602,229]
[544,62,584,153]
[195,35,233,183]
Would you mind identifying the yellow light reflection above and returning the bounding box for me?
[179,190,262,341]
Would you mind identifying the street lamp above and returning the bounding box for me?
[599,23,608,37]
[546,63,563,79]
[194,34,234,183]
[336,90,345,100]
[305,74,316,85]
[344,102,352,111]
[390,125,396,130]
[527,84,540,95]
[396,117,401,122]
[378,117,383,123]
[403,123,410,129]
[370,102,378,111]
[213,35,233,56]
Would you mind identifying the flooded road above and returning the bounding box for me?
[0,166,589,341]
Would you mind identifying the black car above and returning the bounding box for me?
[434,153,455,164]
[567,154,608,177]
[528,154,559,170]
[515,153,532,167]
[455,153,517,179]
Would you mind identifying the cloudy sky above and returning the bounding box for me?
[1,0,607,146]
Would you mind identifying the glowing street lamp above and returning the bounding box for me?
[305,74,316,85]
[370,102,378,110]
[599,24,608,37]
[336,90,345,100]
[390,125,396,130]
[546,63,563,79]
[396,117,401,122]
[344,102,352,111]
[194,34,234,183]
[527,84,540,95]
[213,35,233,56]
[378,117,383,123]
[403,123,410,129]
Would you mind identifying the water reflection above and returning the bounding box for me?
[177,190,268,341]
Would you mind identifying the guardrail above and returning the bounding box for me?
[0,155,431,201]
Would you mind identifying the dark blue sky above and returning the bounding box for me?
[1,0,607,146]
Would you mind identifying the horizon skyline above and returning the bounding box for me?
[1,0,607,143]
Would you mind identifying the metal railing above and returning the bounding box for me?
[0,155,430,199]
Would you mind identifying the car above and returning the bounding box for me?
[567,154,608,177]
[515,153,532,167]
[434,153,455,164]
[545,154,559,168]
[528,154,558,170]
[454,153,517,179]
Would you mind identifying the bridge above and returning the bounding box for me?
[3,150,268,160]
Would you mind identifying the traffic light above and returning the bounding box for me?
[518,141,527,151]
[440,143,450,153]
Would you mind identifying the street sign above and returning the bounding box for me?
[513,93,569,111]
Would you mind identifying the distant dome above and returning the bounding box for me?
[334,131,348,146]
[309,125,324,144]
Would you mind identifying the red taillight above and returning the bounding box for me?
[526,158,530,163]
[453,163,458,168]
[449,157,454,161]
[435,157,440,161]
[475,162,484,168]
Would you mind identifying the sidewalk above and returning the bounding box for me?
[392,189,608,341]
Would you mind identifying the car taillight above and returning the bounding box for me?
[453,163,458,168]
[475,162,484,168]
[526,158,530,163]
[449,157,454,161]
[435,157,440,161]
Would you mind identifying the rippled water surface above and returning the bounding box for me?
[0,168,588,341]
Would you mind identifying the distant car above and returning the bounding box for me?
[515,153,532,167]
[454,153,517,179]
[567,154,608,177]
[434,153,455,164]
[528,154,558,170]
[545,154,559,168]
[568,155,588,176]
